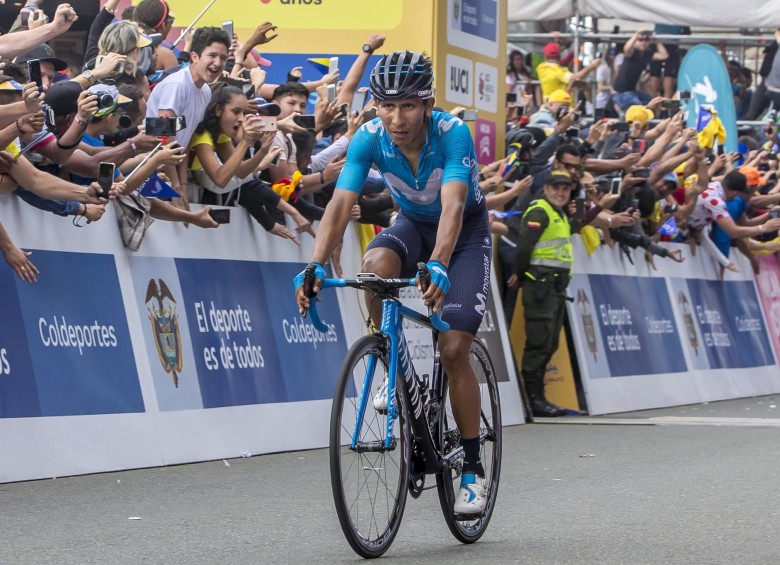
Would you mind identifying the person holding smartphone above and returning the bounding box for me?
[613,30,668,111]
[189,83,312,244]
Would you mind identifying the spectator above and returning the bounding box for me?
[0,3,78,59]
[647,24,689,99]
[536,42,600,100]
[146,26,231,197]
[132,0,179,71]
[613,30,668,111]
[506,49,540,109]
[189,82,310,242]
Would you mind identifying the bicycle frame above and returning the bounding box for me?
[351,298,446,475]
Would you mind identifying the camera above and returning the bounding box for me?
[97,94,116,110]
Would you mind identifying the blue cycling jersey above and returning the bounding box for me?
[337,111,484,223]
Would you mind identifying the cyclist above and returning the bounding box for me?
[294,51,491,515]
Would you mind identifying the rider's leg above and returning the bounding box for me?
[437,329,481,441]
[362,247,403,326]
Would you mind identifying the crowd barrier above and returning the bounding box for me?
[566,237,780,415]
[0,195,524,484]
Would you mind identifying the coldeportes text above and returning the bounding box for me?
[282,316,338,349]
[38,316,118,355]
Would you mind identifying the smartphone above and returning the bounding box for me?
[270,151,282,167]
[506,92,517,104]
[613,122,630,132]
[632,140,647,154]
[664,204,679,214]
[328,56,339,75]
[97,162,115,198]
[461,109,478,121]
[27,59,43,91]
[679,90,692,100]
[243,83,256,99]
[221,20,234,39]
[716,144,725,156]
[363,107,378,121]
[327,83,337,103]
[516,105,525,117]
[633,167,650,179]
[145,117,178,136]
[351,88,368,113]
[255,116,277,132]
[769,209,780,219]
[208,208,231,224]
[293,114,316,129]
[574,197,585,220]
[610,177,622,195]
[661,99,681,112]
[630,197,640,210]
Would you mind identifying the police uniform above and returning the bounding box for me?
[515,170,573,417]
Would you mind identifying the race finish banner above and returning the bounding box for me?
[566,237,779,415]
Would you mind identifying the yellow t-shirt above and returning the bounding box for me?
[188,130,232,171]
[536,62,572,99]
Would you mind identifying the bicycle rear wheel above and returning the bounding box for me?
[330,334,410,558]
[435,337,502,543]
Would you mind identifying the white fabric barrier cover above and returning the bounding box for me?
[580,0,780,28]
[0,195,523,483]
[507,0,574,22]
[566,236,780,415]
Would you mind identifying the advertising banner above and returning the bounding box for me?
[566,237,780,415]
[679,45,738,153]
[752,255,780,361]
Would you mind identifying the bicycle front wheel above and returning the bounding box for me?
[330,334,410,558]
[435,337,502,543]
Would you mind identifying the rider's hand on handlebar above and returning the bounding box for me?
[294,262,326,315]
[417,260,449,314]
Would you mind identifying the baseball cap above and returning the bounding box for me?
[44,80,83,117]
[543,42,561,59]
[255,97,281,117]
[546,170,573,187]
[0,78,24,91]
[547,89,572,105]
[625,105,654,125]
[14,44,68,72]
[723,170,750,194]
[663,171,679,186]
[739,165,763,186]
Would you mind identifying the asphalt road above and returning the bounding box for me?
[3,396,780,565]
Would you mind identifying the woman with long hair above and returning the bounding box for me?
[190,83,312,244]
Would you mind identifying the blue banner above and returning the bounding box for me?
[8,251,144,417]
[0,264,39,418]
[685,279,775,369]
[588,275,688,377]
[174,259,348,408]
[678,44,738,153]
[458,0,498,42]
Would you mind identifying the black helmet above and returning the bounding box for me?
[369,51,434,101]
[505,128,537,152]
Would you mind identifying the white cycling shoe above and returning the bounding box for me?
[453,473,487,515]
[372,374,389,413]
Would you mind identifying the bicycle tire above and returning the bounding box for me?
[434,337,502,543]
[330,334,410,558]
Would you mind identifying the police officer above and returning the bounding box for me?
[515,169,574,417]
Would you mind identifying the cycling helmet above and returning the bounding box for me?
[369,51,434,101]
[505,128,537,151]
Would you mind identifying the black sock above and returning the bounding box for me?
[461,436,485,477]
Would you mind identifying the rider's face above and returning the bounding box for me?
[377,98,432,149]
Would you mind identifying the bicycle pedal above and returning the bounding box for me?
[453,511,484,522]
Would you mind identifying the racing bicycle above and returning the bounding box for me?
[301,264,502,558]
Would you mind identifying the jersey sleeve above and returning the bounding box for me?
[336,123,375,194]
[439,118,475,186]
